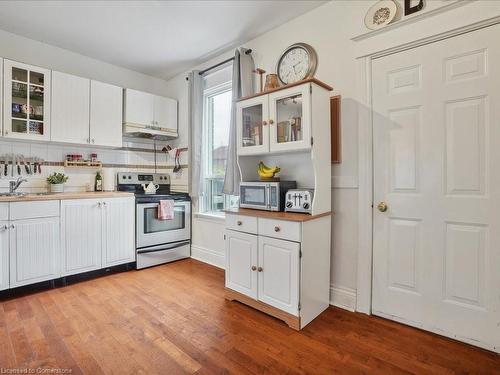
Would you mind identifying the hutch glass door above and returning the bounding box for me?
[236,95,269,155]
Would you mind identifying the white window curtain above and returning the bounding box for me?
[188,70,205,198]
[223,48,255,195]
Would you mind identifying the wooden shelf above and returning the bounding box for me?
[64,160,102,168]
[237,78,333,102]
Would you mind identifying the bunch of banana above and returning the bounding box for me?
[258,161,280,179]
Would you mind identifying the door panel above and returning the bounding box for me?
[90,80,123,147]
[225,229,258,299]
[51,71,90,144]
[9,217,60,287]
[372,24,500,351]
[0,222,8,291]
[61,199,102,276]
[236,96,269,155]
[258,236,299,315]
[154,95,177,132]
[124,89,153,125]
[102,198,135,267]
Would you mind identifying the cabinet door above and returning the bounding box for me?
[102,197,135,267]
[3,59,51,141]
[90,80,123,147]
[9,217,60,288]
[258,236,300,315]
[51,71,90,144]
[268,84,311,153]
[61,199,102,276]
[225,229,258,299]
[237,95,269,155]
[0,222,9,291]
[123,88,154,126]
[154,95,177,134]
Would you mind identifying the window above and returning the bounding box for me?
[201,80,238,213]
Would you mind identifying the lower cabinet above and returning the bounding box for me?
[61,197,135,275]
[225,229,300,314]
[10,217,60,288]
[0,222,9,291]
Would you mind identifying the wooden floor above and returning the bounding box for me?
[0,259,498,374]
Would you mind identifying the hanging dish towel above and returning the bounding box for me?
[158,200,175,220]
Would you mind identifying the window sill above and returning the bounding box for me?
[194,212,226,223]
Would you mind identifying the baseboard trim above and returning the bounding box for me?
[330,285,357,312]
[190,245,225,269]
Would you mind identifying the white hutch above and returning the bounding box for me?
[224,78,333,330]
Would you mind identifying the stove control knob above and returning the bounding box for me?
[286,201,293,208]
[122,175,126,179]
[303,202,310,210]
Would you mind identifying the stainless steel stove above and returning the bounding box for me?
[117,172,191,269]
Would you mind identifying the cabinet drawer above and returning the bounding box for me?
[258,218,301,242]
[0,204,8,221]
[226,214,257,234]
[10,201,60,220]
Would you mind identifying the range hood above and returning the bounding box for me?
[123,123,178,141]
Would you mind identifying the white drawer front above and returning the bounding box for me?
[10,201,60,220]
[226,214,258,234]
[0,204,8,221]
[258,218,301,242]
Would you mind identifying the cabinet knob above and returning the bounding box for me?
[91,138,95,144]
[274,226,280,232]
[237,220,242,226]
[10,224,15,229]
[269,119,274,125]
[97,202,102,207]
[262,121,268,126]
[251,266,257,271]
[1,225,7,230]
[257,267,263,272]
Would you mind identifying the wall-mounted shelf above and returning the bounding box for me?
[64,160,102,168]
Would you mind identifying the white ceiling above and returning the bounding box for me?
[0,1,327,80]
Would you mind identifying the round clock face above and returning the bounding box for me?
[277,43,317,85]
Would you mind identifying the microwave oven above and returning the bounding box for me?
[239,181,297,211]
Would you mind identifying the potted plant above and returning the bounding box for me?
[47,172,68,193]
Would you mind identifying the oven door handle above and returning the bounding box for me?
[137,240,190,254]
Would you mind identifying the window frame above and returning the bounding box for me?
[200,80,233,215]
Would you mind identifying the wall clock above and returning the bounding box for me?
[276,43,318,85]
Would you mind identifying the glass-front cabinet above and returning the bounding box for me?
[236,82,311,156]
[3,60,51,140]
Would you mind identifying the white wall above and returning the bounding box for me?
[163,0,500,309]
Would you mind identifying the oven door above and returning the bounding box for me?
[239,183,270,210]
[136,201,191,249]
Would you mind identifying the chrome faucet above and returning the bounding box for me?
[9,177,28,194]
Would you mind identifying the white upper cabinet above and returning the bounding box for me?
[236,81,316,156]
[3,60,51,141]
[123,88,154,126]
[51,71,90,144]
[154,95,177,133]
[90,80,123,147]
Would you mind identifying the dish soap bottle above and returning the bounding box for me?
[95,171,103,192]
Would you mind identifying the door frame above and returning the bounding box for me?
[355,15,500,314]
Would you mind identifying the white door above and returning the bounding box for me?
[236,95,269,155]
[268,84,311,153]
[61,199,102,276]
[9,217,60,287]
[372,25,500,352]
[102,197,135,267]
[124,88,154,126]
[3,60,51,141]
[154,95,177,133]
[258,236,299,315]
[225,229,258,298]
[51,71,90,144]
[90,80,123,147]
[0,222,9,291]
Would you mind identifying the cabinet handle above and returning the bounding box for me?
[91,138,95,144]
[257,267,263,272]
[10,224,15,229]
[97,202,102,208]
[102,201,107,207]
[237,220,242,226]
[251,266,257,271]
[269,119,274,124]
[274,226,280,232]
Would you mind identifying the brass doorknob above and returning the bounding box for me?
[377,202,388,212]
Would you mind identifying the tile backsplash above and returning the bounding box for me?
[2,138,189,193]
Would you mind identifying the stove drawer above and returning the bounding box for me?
[136,241,190,269]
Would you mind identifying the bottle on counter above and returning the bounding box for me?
[95,171,103,192]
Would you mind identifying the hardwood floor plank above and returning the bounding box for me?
[0,259,498,375]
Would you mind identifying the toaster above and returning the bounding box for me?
[285,189,314,214]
